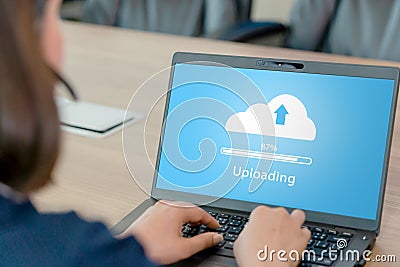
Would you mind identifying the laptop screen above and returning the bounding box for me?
[155,63,395,220]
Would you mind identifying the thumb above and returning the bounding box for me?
[183,233,223,257]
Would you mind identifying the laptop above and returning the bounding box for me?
[112,52,399,267]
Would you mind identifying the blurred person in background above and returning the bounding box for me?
[287,0,400,61]
[0,0,310,266]
[82,0,243,37]
[81,0,400,61]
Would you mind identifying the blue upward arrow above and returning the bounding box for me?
[274,104,289,125]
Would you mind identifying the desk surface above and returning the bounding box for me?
[32,22,400,266]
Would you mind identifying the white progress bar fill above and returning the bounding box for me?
[220,147,312,165]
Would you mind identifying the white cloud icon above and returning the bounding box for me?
[225,94,316,141]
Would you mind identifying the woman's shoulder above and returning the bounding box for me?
[0,196,157,266]
[0,194,100,235]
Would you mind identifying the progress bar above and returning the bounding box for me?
[220,147,312,165]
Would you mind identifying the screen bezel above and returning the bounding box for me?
[152,52,399,233]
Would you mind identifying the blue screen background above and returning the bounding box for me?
[156,64,394,220]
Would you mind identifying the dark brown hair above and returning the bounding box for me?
[0,0,60,192]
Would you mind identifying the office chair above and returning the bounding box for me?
[81,0,287,43]
[215,0,287,43]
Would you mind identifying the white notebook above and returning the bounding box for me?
[56,97,142,138]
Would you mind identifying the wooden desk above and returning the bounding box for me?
[32,22,400,266]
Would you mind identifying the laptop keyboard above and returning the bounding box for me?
[181,211,355,266]
[182,211,248,256]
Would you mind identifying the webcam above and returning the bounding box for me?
[256,60,304,70]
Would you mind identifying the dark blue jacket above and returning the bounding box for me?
[0,195,157,266]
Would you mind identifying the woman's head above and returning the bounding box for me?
[0,0,63,193]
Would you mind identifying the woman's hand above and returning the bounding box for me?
[122,201,223,265]
[234,206,311,267]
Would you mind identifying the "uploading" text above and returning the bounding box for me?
[233,165,296,187]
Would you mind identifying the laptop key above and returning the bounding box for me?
[217,218,228,225]
[231,215,243,220]
[327,236,349,243]
[312,227,324,233]
[228,219,242,227]
[199,225,211,233]
[312,233,327,240]
[228,227,241,234]
[187,225,199,233]
[216,241,226,248]
[314,241,329,249]
[216,225,229,233]
[187,230,198,236]
[340,232,353,238]
[326,229,338,235]
[218,213,230,218]
[208,211,218,217]
[225,241,234,249]
[224,234,238,242]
